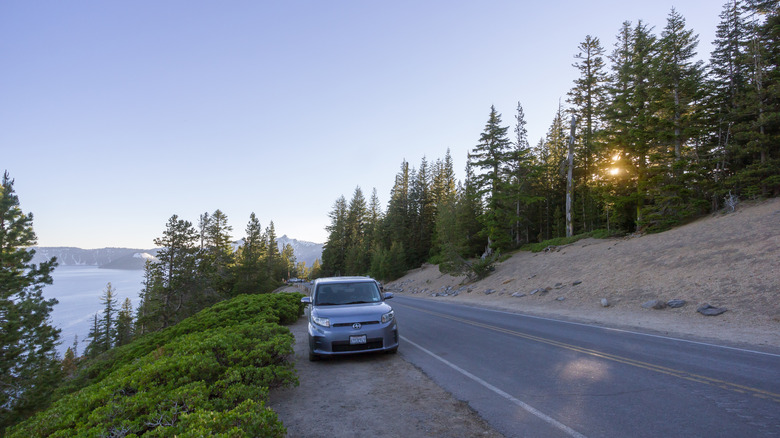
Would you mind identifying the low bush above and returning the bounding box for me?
[8,293,305,437]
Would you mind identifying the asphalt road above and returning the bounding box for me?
[392,295,780,438]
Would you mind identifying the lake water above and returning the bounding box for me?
[43,266,144,356]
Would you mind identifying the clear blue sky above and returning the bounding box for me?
[2,1,722,249]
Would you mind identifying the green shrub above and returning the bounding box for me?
[8,293,304,437]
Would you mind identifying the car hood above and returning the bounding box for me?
[312,302,392,324]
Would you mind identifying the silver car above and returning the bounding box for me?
[301,276,399,361]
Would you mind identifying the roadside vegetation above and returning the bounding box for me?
[7,293,305,437]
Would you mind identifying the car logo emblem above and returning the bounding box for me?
[352,323,362,329]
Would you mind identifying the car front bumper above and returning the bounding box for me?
[307,321,399,356]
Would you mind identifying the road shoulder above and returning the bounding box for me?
[268,314,503,438]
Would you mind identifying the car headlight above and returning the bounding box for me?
[381,310,394,324]
[313,315,330,327]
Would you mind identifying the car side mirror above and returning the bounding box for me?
[301,296,312,304]
[383,292,394,300]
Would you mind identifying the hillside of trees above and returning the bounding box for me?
[75,209,322,361]
[321,2,780,281]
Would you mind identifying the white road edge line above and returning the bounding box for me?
[400,335,588,438]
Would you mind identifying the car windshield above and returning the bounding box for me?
[315,282,382,306]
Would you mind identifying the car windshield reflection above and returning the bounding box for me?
[314,283,381,306]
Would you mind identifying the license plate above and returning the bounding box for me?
[349,335,367,345]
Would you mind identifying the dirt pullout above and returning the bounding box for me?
[268,314,502,438]
[386,198,780,351]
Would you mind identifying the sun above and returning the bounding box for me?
[609,168,621,176]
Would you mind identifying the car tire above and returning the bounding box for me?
[386,347,398,355]
[308,349,320,361]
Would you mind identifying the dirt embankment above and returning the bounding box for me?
[387,197,780,351]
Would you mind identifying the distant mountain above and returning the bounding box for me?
[30,235,323,270]
[277,235,323,266]
[233,235,323,266]
[30,247,159,270]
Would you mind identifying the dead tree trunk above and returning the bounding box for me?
[566,116,576,238]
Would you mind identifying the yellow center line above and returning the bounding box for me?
[398,303,780,403]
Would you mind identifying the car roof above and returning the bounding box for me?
[314,276,377,284]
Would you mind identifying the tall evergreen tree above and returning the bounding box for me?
[98,283,118,352]
[115,298,134,347]
[321,196,348,276]
[0,172,61,428]
[645,8,708,229]
[344,187,369,274]
[280,243,297,280]
[568,35,610,231]
[708,0,750,204]
[135,259,163,335]
[232,212,270,295]
[409,157,435,266]
[535,105,570,239]
[199,209,235,298]
[83,314,103,359]
[503,101,541,244]
[605,21,659,230]
[383,160,412,252]
[151,215,199,328]
[456,164,486,257]
[469,105,513,251]
[728,0,780,196]
[265,221,284,285]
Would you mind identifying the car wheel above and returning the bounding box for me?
[386,347,398,355]
[308,349,319,361]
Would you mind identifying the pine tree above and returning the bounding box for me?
[728,0,780,196]
[280,243,296,280]
[383,160,412,253]
[366,188,384,257]
[152,215,199,328]
[265,221,284,286]
[456,164,486,257]
[135,259,164,335]
[99,283,118,352]
[638,9,709,231]
[567,35,609,231]
[232,212,270,295]
[605,21,659,230]
[115,298,134,347]
[197,209,235,299]
[0,171,61,428]
[535,105,570,239]
[83,313,104,359]
[344,187,369,274]
[321,196,348,276]
[409,157,435,266]
[469,105,513,251]
[503,101,541,244]
[61,347,77,379]
[707,0,750,205]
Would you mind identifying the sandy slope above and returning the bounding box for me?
[386,197,780,351]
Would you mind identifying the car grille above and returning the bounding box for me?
[332,338,384,352]
[333,320,379,327]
